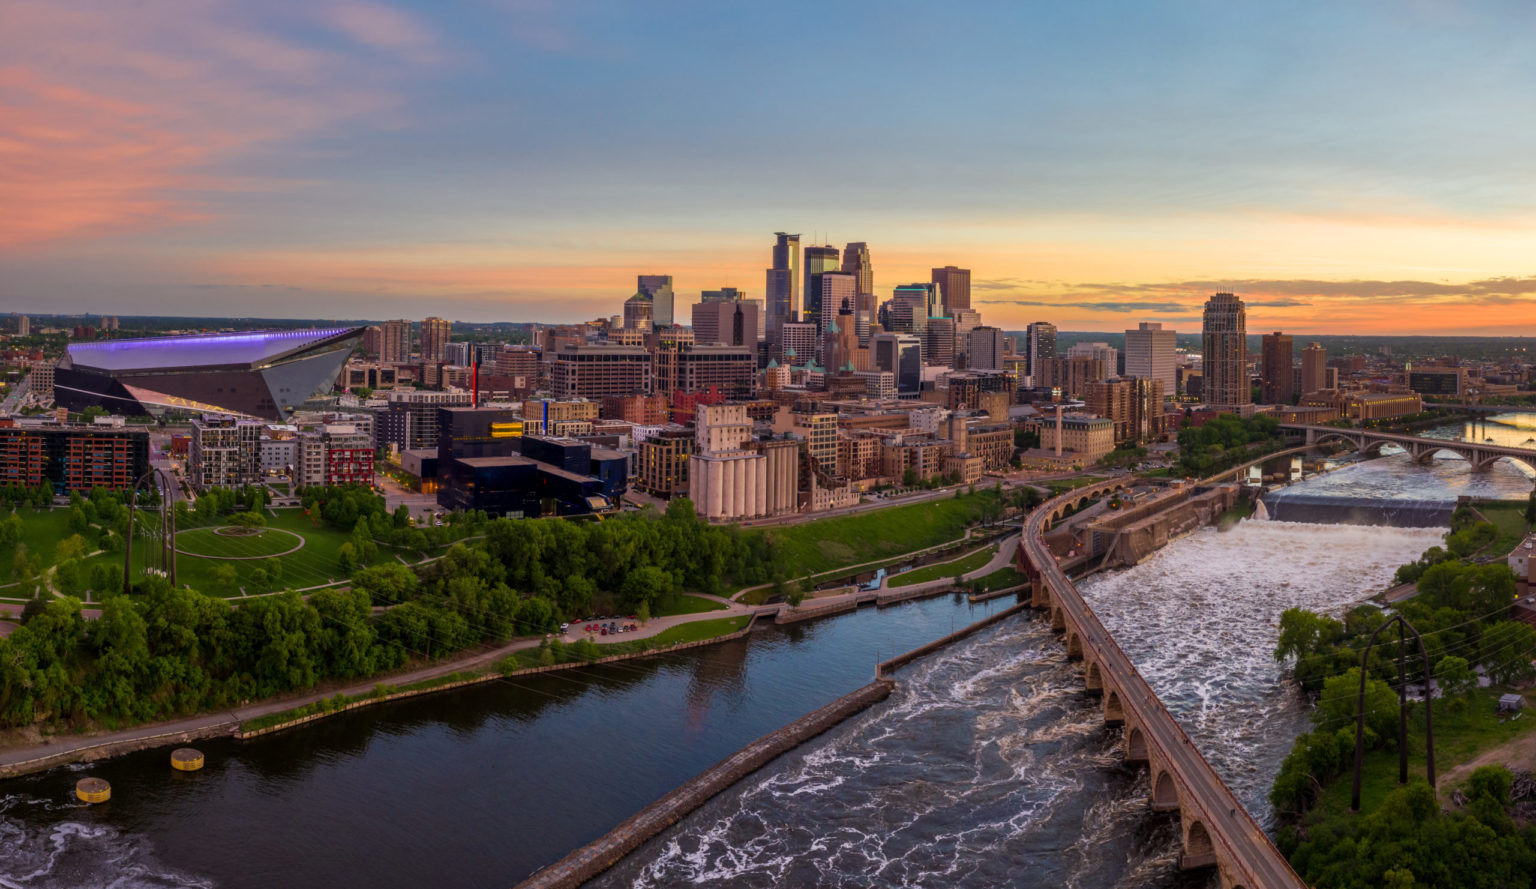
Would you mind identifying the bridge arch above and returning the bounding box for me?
[1183,819,1217,869]
[1066,632,1083,660]
[1085,660,1103,693]
[1051,606,1066,633]
[1105,690,1125,725]
[1125,725,1148,763]
[1151,770,1178,810]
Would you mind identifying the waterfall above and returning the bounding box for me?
[1252,498,1270,521]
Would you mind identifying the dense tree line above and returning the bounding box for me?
[1176,413,1282,475]
[0,496,779,731]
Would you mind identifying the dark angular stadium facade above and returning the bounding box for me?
[55,327,364,421]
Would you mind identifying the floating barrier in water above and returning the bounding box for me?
[171,748,205,772]
[76,777,111,803]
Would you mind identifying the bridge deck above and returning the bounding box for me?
[1025,479,1307,889]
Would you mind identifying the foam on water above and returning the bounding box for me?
[0,792,211,889]
[1078,519,1443,826]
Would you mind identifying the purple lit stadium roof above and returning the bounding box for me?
[62,327,362,372]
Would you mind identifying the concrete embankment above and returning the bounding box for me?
[967,584,1026,604]
[513,678,896,889]
[0,722,236,780]
[773,588,871,624]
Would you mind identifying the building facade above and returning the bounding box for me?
[1260,331,1295,404]
[1124,322,1177,396]
[1201,292,1249,408]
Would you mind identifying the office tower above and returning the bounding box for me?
[931,266,971,314]
[419,317,451,363]
[841,242,875,344]
[779,322,818,365]
[16,315,29,336]
[443,342,472,366]
[1201,292,1249,407]
[1301,342,1327,395]
[765,232,801,343]
[550,343,654,397]
[924,316,955,367]
[691,299,760,347]
[822,307,860,372]
[802,245,842,329]
[1260,332,1295,404]
[950,308,982,360]
[637,275,674,328]
[381,319,412,363]
[872,333,923,394]
[1025,321,1057,383]
[812,271,857,333]
[1039,356,1107,398]
[969,326,1007,370]
[701,287,744,302]
[622,294,653,331]
[893,282,937,318]
[1066,341,1118,374]
[1124,322,1176,396]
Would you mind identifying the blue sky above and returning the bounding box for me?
[4,0,1536,332]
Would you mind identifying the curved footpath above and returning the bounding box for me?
[0,528,1022,779]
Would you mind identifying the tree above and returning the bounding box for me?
[207,563,240,598]
[337,542,357,575]
[230,511,267,529]
[1482,621,1536,686]
[1315,667,1400,742]
[0,512,21,550]
[1432,655,1477,708]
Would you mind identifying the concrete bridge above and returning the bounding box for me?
[1282,423,1536,474]
[1019,478,1306,889]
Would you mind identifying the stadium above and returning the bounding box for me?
[54,327,364,421]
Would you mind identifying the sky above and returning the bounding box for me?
[4,0,1536,334]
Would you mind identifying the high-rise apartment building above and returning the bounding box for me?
[692,299,760,347]
[361,325,383,358]
[1066,341,1118,373]
[189,415,262,491]
[1087,378,1166,443]
[1260,332,1295,404]
[381,319,412,364]
[765,232,801,343]
[931,266,971,314]
[1123,322,1176,397]
[17,315,29,336]
[1025,322,1057,383]
[419,317,451,363]
[1301,342,1327,395]
[969,326,1008,370]
[636,275,674,329]
[1201,292,1249,408]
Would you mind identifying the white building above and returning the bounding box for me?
[1124,322,1177,396]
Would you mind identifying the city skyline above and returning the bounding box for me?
[6,1,1536,333]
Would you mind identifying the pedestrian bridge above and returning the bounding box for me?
[1281,423,1536,474]
[1019,478,1307,889]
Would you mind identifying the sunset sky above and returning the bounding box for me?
[5,0,1536,333]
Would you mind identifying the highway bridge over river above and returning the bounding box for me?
[1281,424,1536,474]
[1019,477,1307,889]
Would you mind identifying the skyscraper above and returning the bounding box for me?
[1201,292,1249,408]
[969,326,1007,370]
[931,266,971,315]
[765,232,800,344]
[842,242,874,344]
[623,295,653,331]
[419,316,451,362]
[381,319,412,364]
[692,299,759,348]
[1025,321,1057,384]
[872,333,923,394]
[16,315,29,336]
[802,245,842,330]
[1260,331,1295,404]
[1301,342,1328,395]
[1123,322,1176,396]
[637,275,674,328]
[812,271,857,334]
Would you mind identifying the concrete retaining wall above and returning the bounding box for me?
[877,601,1033,676]
[513,678,895,889]
[967,584,1026,604]
[0,723,236,779]
[774,589,872,624]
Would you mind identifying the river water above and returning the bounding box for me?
[2,416,1530,888]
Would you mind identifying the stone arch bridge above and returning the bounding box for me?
[1283,423,1536,475]
[1019,478,1307,889]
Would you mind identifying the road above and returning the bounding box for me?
[1023,479,1306,889]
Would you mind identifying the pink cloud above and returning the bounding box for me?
[0,0,439,249]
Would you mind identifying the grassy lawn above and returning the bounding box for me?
[752,488,1003,576]
[969,565,1027,592]
[888,546,994,588]
[1307,686,1536,821]
[175,526,303,558]
[1472,500,1529,556]
[1,508,75,583]
[1044,475,1109,495]
[652,593,729,617]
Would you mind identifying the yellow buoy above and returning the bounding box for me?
[170,748,205,772]
[76,777,111,804]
